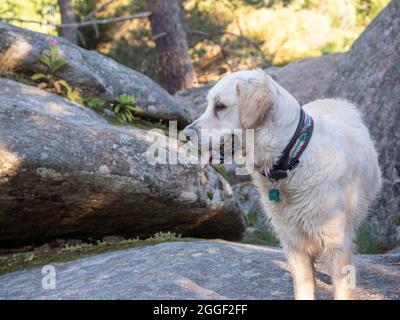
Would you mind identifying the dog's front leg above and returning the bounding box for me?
[327,248,354,300]
[286,248,316,300]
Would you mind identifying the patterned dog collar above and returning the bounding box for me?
[264,108,314,182]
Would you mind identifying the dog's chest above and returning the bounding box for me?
[253,175,321,239]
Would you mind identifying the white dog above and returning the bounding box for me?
[183,69,382,300]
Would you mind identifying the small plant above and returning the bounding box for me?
[24,253,35,262]
[31,39,81,103]
[29,44,145,124]
[113,94,143,122]
[148,232,182,242]
[84,97,108,113]
[60,242,94,253]
[32,39,67,88]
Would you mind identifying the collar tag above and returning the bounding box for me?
[268,187,281,202]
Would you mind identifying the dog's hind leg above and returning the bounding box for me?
[286,249,316,300]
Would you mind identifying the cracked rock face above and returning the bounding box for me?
[0,241,398,300]
[0,78,245,246]
[0,22,189,127]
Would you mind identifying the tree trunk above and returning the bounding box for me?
[57,0,78,44]
[148,0,196,94]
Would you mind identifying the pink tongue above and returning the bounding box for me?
[200,150,211,171]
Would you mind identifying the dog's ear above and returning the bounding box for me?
[236,72,274,129]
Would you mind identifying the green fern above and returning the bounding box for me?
[113,94,143,123]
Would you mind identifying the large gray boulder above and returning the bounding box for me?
[0,78,245,246]
[0,23,189,127]
[174,54,342,120]
[324,1,400,248]
[265,53,343,105]
[174,81,215,121]
[0,241,398,300]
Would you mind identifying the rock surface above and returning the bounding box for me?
[265,53,343,105]
[324,1,400,248]
[0,78,245,246]
[233,182,264,222]
[174,81,215,122]
[0,23,189,126]
[174,54,342,120]
[0,241,398,300]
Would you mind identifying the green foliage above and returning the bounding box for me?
[113,94,143,123]
[211,164,229,181]
[207,191,214,200]
[83,95,164,131]
[31,41,81,102]
[242,212,280,247]
[118,93,135,106]
[0,0,59,34]
[65,87,83,104]
[30,44,146,121]
[36,44,68,73]
[150,231,182,242]
[84,97,108,113]
[0,232,188,275]
[107,29,159,82]
[4,0,389,83]
[355,223,380,254]
[58,232,182,254]
[2,0,390,85]
[5,73,35,86]
[242,213,383,252]
[354,0,389,23]
[103,0,389,82]
[31,73,47,80]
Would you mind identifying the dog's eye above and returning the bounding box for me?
[215,103,227,112]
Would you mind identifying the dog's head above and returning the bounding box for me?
[182,69,278,166]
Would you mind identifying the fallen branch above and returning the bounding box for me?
[82,0,116,22]
[0,11,151,28]
[189,29,262,51]
[80,0,116,38]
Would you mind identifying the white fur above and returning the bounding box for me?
[183,69,382,300]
